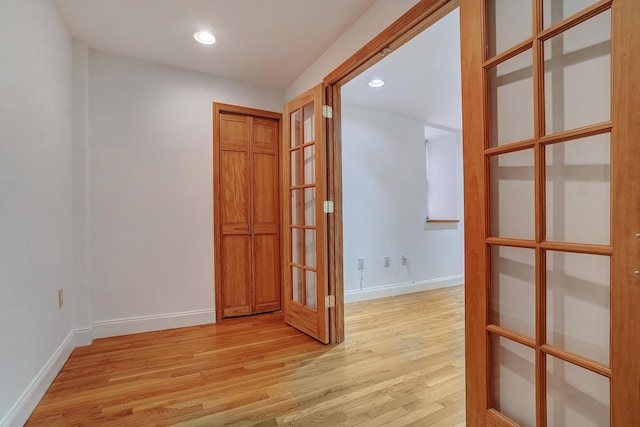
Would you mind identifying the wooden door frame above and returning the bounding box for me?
[321,0,459,340]
[322,0,640,425]
[212,103,283,323]
[611,1,640,422]
[321,0,640,425]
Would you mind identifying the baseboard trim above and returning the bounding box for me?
[91,309,216,339]
[1,330,75,427]
[344,275,464,303]
[72,327,94,348]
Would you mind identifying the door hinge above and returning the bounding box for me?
[323,200,334,214]
[326,295,336,308]
[322,105,333,119]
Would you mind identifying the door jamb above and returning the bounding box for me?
[321,0,459,343]
[212,103,283,322]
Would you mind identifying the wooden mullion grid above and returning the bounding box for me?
[487,408,521,427]
[481,1,618,425]
[539,241,612,256]
[538,121,612,146]
[486,237,537,249]
[289,263,318,274]
[541,344,611,378]
[289,184,317,191]
[483,39,534,70]
[536,0,613,43]
[487,324,537,349]
[535,246,548,427]
[297,108,306,306]
[483,240,492,411]
[289,225,318,231]
[485,139,536,156]
[287,140,316,153]
[533,0,546,419]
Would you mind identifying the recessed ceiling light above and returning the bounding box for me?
[194,31,216,45]
[368,79,385,88]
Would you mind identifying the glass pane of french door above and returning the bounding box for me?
[484,1,613,425]
[290,101,318,307]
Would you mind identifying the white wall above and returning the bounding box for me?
[71,40,92,334]
[0,0,73,424]
[87,51,284,334]
[285,0,419,99]
[341,104,464,301]
[0,0,451,422]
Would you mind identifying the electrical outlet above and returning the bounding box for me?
[58,288,63,308]
[357,258,364,270]
[384,257,390,268]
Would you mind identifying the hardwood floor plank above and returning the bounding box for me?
[26,286,465,426]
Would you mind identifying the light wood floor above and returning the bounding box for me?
[26,286,465,426]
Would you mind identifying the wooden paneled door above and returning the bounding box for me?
[213,104,282,320]
[461,0,640,425]
[282,84,330,344]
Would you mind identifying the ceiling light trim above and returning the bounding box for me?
[194,31,216,45]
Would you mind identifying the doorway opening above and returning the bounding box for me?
[339,7,464,307]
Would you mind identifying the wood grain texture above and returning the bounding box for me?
[610,0,640,424]
[459,1,488,425]
[221,235,251,317]
[251,119,281,315]
[221,150,249,226]
[465,1,636,424]
[253,234,280,314]
[26,287,465,426]
[283,85,329,344]
[324,0,458,87]
[325,84,345,344]
[214,104,282,321]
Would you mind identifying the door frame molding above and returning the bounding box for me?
[321,0,640,425]
[321,0,459,342]
[212,103,282,322]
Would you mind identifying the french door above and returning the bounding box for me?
[282,84,330,343]
[461,0,640,425]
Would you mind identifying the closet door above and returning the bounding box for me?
[214,105,283,320]
[218,113,252,318]
[252,117,281,314]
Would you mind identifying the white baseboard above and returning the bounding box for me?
[1,308,216,427]
[71,327,94,348]
[1,330,75,427]
[91,309,216,339]
[344,275,464,303]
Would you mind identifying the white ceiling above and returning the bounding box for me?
[342,8,462,130]
[53,0,461,128]
[53,0,376,89]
